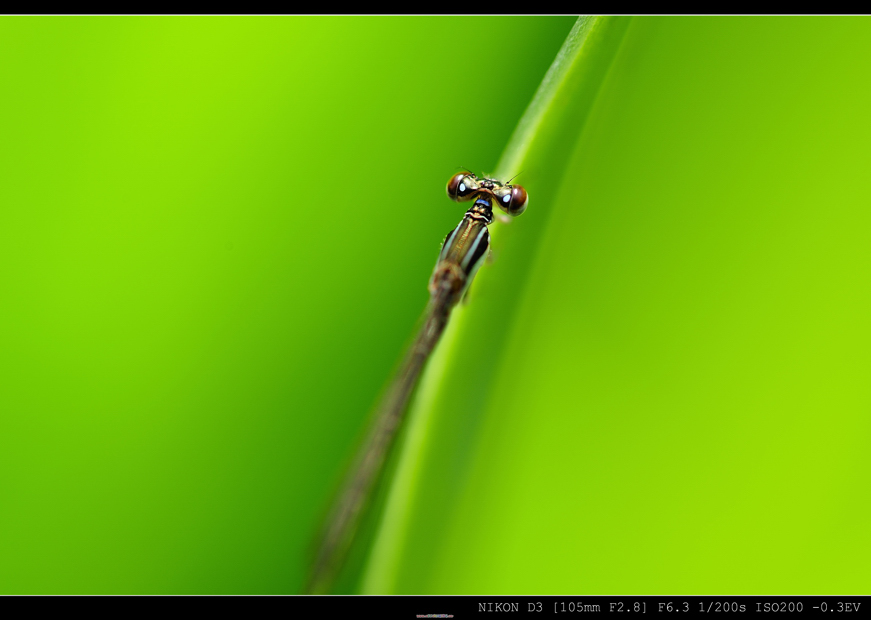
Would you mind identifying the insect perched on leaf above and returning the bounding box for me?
[305,171,528,593]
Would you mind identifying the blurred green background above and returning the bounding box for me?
[1,16,869,595]
[0,16,575,593]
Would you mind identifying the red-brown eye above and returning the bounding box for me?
[508,184,528,216]
[446,173,477,202]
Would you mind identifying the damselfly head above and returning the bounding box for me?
[447,172,480,202]
[447,172,528,217]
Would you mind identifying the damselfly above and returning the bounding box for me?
[305,171,528,593]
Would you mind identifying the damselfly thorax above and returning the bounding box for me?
[429,197,492,303]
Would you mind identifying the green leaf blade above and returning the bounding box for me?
[361,16,633,593]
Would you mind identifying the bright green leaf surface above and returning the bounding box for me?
[364,17,871,593]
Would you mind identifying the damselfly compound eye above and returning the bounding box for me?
[493,184,528,217]
[507,185,528,216]
[447,172,478,202]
